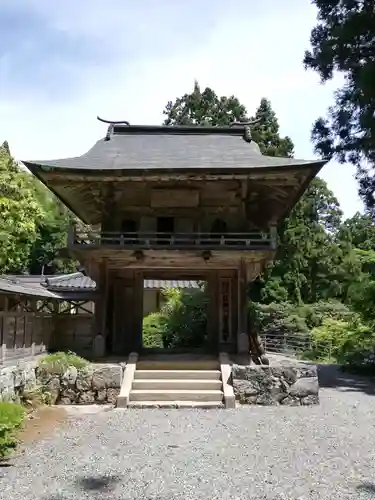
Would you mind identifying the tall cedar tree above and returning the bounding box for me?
[304,0,375,216]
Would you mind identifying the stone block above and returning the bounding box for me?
[92,334,105,358]
[61,367,78,387]
[76,367,93,391]
[96,389,107,403]
[92,365,122,390]
[60,388,77,403]
[232,359,320,406]
[289,377,319,398]
[77,391,96,404]
[107,388,119,405]
[301,394,320,405]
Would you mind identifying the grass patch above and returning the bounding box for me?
[0,402,25,460]
[38,351,89,375]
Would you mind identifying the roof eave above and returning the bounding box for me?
[23,161,92,224]
[23,160,326,177]
[278,159,327,223]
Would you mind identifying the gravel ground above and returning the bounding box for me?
[1,366,375,500]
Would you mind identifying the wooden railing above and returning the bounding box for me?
[69,227,277,250]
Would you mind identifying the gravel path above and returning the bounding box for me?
[1,367,375,500]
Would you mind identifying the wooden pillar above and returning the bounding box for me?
[237,259,249,353]
[89,259,107,357]
[206,271,219,352]
[0,296,8,364]
[132,270,144,352]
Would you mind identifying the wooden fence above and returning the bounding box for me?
[0,296,95,365]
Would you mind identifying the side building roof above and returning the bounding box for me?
[0,273,199,300]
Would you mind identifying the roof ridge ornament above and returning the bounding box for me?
[97,117,131,125]
[230,118,261,143]
[97,117,130,141]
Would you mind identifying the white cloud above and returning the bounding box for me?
[0,0,363,218]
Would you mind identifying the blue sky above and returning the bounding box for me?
[0,0,363,218]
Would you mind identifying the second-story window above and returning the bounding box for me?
[211,218,227,235]
[157,217,174,245]
[121,219,138,245]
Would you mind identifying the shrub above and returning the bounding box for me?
[300,316,374,365]
[38,351,88,375]
[0,402,25,459]
[161,287,208,348]
[250,300,356,359]
[142,312,167,348]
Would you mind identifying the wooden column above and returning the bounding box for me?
[132,270,144,352]
[0,296,8,364]
[206,271,219,352]
[89,259,107,357]
[237,259,249,353]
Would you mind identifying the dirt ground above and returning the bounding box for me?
[18,406,69,447]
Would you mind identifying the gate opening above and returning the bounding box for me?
[142,278,208,350]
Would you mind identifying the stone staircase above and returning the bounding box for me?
[118,354,232,408]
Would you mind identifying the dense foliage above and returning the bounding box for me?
[304,0,375,216]
[0,142,76,274]
[0,402,25,459]
[143,287,208,349]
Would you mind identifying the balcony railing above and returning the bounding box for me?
[68,228,277,251]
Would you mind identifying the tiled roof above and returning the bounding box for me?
[23,124,325,173]
[45,273,96,291]
[0,277,60,299]
[144,280,199,289]
[0,273,96,298]
[0,274,198,298]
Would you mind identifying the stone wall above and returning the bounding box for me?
[232,360,319,406]
[0,359,125,405]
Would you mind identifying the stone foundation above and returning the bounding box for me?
[0,359,126,405]
[232,358,319,406]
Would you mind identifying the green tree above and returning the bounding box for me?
[0,142,42,273]
[249,98,294,157]
[304,0,375,216]
[163,83,294,158]
[338,212,375,250]
[163,80,248,126]
[25,175,76,274]
[258,178,351,304]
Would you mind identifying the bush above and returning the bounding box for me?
[0,402,25,460]
[161,288,208,348]
[250,300,357,359]
[38,351,88,375]
[142,313,167,348]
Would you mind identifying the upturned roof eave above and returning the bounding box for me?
[23,159,327,177]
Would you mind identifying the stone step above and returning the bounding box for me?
[132,379,222,390]
[129,389,224,402]
[127,401,225,409]
[134,369,222,380]
[136,360,220,371]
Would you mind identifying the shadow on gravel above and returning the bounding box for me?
[42,474,122,499]
[356,482,375,496]
[76,474,122,492]
[318,364,375,396]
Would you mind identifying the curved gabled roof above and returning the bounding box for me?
[23,124,324,173]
